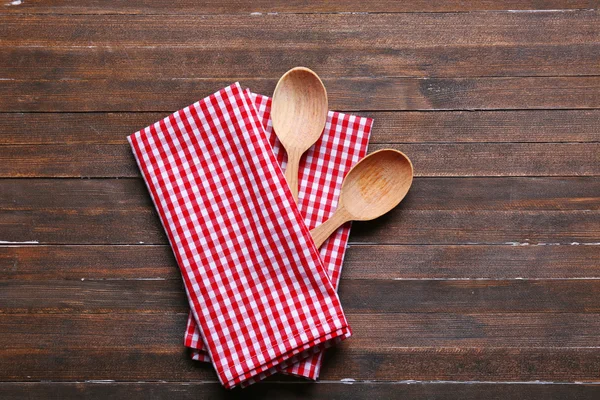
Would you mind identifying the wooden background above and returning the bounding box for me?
[1,0,600,398]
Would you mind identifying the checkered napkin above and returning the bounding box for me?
[184,92,373,379]
[128,83,353,389]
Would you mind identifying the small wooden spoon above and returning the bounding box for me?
[310,149,414,248]
[271,67,328,202]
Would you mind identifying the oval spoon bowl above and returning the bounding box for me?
[310,149,413,248]
[271,67,328,201]
[342,149,413,221]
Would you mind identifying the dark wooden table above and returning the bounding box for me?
[1,1,600,398]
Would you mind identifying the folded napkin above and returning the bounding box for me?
[128,83,352,388]
[184,92,373,379]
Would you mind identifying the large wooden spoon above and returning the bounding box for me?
[271,67,328,202]
[310,149,414,248]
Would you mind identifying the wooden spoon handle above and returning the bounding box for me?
[284,150,301,202]
[310,208,351,249]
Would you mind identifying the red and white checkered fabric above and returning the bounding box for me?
[184,91,373,379]
[128,83,353,389]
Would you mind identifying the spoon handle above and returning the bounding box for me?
[310,208,351,249]
[284,150,301,202]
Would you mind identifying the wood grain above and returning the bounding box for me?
[366,110,600,143]
[368,143,600,177]
[1,178,599,244]
[3,312,600,349]
[3,177,599,212]
[2,76,600,112]
[3,345,598,382]
[1,0,596,14]
[1,110,599,145]
[2,44,599,80]
[2,143,599,177]
[3,279,600,314]
[3,13,597,48]
[2,314,600,381]
[25,206,590,245]
[0,245,180,281]
[3,244,600,281]
[2,382,599,400]
[343,244,600,279]
[350,209,600,244]
[1,1,598,395]
[2,12,598,80]
[5,346,600,382]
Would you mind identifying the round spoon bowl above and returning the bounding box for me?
[340,149,413,221]
[271,67,328,152]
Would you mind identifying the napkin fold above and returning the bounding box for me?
[184,92,373,379]
[128,83,351,388]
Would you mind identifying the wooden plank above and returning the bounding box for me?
[2,76,600,112]
[5,313,600,348]
[2,43,599,80]
[2,13,597,48]
[2,142,599,177]
[342,313,600,347]
[394,177,600,210]
[3,244,600,281]
[3,206,598,245]
[0,280,188,314]
[1,245,180,281]
[2,313,600,381]
[0,143,139,178]
[1,178,599,244]
[2,279,600,314]
[1,110,600,145]
[3,345,598,382]
[1,313,600,348]
[349,209,600,244]
[0,0,596,14]
[6,382,600,400]
[343,244,600,279]
[368,143,600,177]
[337,280,600,313]
[3,177,599,213]
[322,347,600,382]
[367,110,600,143]
[2,382,600,400]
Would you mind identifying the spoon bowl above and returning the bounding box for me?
[341,149,413,220]
[271,67,328,201]
[310,149,413,248]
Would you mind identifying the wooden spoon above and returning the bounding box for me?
[271,67,328,202]
[310,149,414,248]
